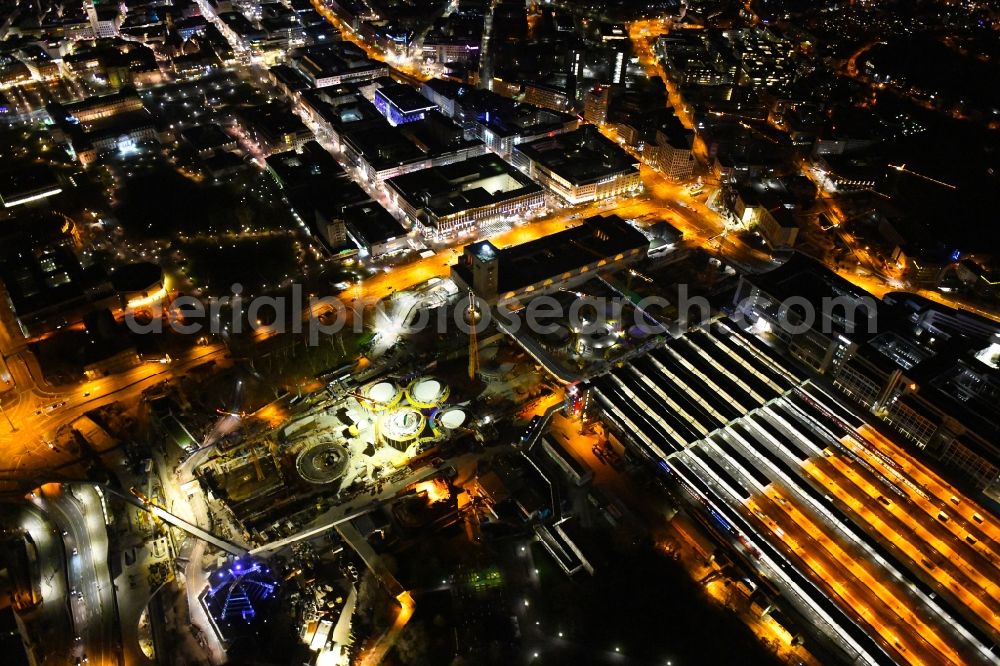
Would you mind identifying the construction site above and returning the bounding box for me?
[193,370,481,544]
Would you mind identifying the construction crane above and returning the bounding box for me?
[888,164,957,190]
[467,290,480,381]
[126,486,246,556]
[250,447,264,482]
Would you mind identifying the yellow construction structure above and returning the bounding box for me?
[467,291,480,381]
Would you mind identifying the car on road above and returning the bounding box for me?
[519,416,543,443]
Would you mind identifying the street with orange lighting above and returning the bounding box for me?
[1,2,999,666]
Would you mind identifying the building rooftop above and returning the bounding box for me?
[597,22,628,41]
[0,214,110,325]
[201,151,248,178]
[300,88,385,133]
[218,11,263,39]
[386,153,540,225]
[453,214,648,294]
[291,42,384,84]
[238,102,309,141]
[654,112,693,149]
[375,83,438,115]
[265,140,346,190]
[515,125,639,186]
[0,165,62,208]
[310,180,373,219]
[343,201,408,248]
[269,64,311,92]
[344,112,482,173]
[72,111,157,151]
[747,252,891,340]
[58,86,140,117]
[421,79,577,138]
[769,206,798,230]
[342,119,428,171]
[109,262,163,293]
[398,110,482,154]
[180,123,235,153]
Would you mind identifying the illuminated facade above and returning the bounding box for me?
[514,126,641,204]
[386,153,543,238]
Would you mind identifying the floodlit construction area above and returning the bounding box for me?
[588,319,1000,666]
[281,376,467,492]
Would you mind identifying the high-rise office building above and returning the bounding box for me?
[583,85,610,125]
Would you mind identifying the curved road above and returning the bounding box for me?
[33,483,118,666]
[15,502,74,665]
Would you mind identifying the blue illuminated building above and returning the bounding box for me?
[202,557,280,643]
[374,83,438,126]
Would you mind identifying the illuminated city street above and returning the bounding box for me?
[1,1,999,666]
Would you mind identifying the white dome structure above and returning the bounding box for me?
[439,408,467,430]
[406,377,450,408]
[363,381,401,411]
